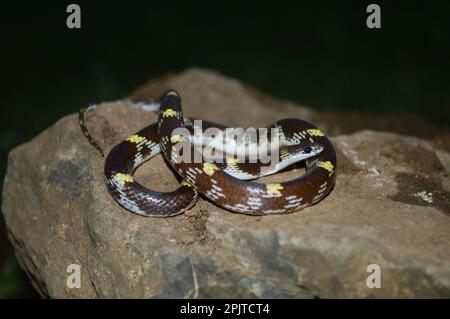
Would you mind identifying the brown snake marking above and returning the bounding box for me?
[79,90,336,216]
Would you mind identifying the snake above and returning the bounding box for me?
[79,90,336,217]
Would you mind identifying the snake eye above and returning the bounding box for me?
[304,146,312,154]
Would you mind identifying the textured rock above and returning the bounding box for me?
[2,68,450,298]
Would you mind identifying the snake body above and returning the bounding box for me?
[79,90,336,217]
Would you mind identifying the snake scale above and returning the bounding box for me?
[79,90,336,217]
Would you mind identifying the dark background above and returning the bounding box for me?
[0,1,449,298]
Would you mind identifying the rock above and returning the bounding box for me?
[2,68,450,298]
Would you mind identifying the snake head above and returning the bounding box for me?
[259,142,324,177]
[284,142,324,161]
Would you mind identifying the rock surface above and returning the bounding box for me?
[2,68,450,298]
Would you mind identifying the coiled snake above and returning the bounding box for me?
[79,90,336,217]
